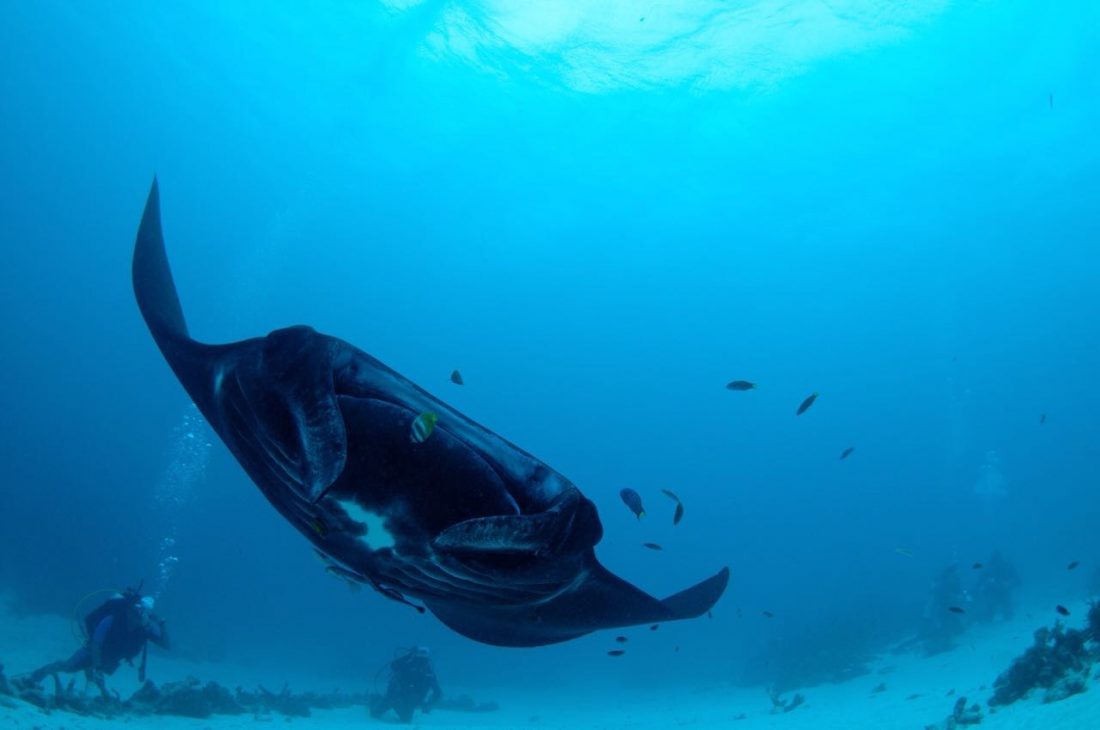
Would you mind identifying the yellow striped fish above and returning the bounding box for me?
[410,412,439,444]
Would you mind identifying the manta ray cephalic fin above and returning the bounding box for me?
[433,488,601,556]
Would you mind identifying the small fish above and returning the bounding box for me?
[762,610,775,618]
[840,447,854,460]
[894,547,914,558]
[649,624,659,631]
[726,380,756,391]
[607,649,625,657]
[906,694,922,701]
[660,489,685,525]
[450,369,464,385]
[409,412,438,444]
[707,610,713,619]
[796,392,818,416]
[615,636,628,643]
[948,606,966,614]
[972,562,983,570]
[1040,413,1047,424]
[643,542,663,551]
[619,488,645,519]
[1056,605,1070,616]
[1067,560,1080,570]
[1049,92,1053,110]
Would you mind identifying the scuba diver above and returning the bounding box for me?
[971,550,1021,622]
[369,646,443,723]
[17,583,169,698]
[918,564,969,655]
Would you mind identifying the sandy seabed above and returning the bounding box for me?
[2,598,1098,730]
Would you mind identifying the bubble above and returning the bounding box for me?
[974,450,1007,499]
[151,404,213,600]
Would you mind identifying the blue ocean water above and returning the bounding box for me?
[1,0,1098,719]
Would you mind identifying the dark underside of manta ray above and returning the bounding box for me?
[131,179,729,647]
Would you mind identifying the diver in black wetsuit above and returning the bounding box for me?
[18,587,169,697]
[369,646,443,723]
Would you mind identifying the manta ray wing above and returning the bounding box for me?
[424,565,731,647]
[131,178,731,647]
[133,180,348,503]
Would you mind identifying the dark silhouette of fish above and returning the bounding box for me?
[131,180,730,648]
[948,606,966,614]
[972,562,983,570]
[796,392,818,415]
[726,380,756,391]
[1056,605,1070,616]
[643,542,663,551]
[660,488,685,525]
[607,649,625,657]
[1067,561,1080,571]
[840,447,854,460]
[1040,413,1047,424]
[615,635,628,643]
[619,488,645,519]
[762,610,775,618]
[649,624,659,631]
[450,369,463,385]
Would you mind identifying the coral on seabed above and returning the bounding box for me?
[767,686,806,713]
[989,602,1100,707]
[0,663,13,696]
[924,696,983,729]
[0,664,500,721]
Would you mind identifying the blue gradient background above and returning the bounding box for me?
[1,0,1097,695]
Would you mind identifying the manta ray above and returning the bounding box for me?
[132,179,729,647]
